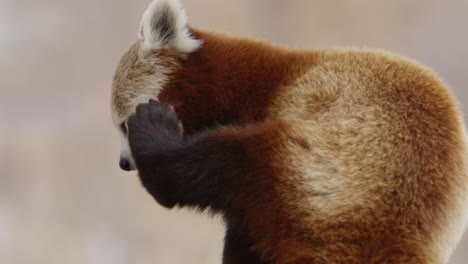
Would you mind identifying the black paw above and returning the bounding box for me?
[128,99,183,161]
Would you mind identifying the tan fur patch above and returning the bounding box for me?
[111,43,178,126]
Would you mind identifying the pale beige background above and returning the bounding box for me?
[1,0,467,263]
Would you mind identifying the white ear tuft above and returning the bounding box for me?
[139,0,201,53]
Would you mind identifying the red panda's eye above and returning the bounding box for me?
[120,122,128,135]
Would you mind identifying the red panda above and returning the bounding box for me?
[111,0,468,263]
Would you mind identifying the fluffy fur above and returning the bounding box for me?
[139,0,201,52]
[111,1,468,263]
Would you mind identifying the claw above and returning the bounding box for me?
[177,121,184,135]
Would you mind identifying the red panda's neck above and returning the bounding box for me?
[159,29,315,135]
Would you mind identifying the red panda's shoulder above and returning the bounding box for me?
[158,29,317,133]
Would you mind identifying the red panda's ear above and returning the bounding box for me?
[139,0,201,53]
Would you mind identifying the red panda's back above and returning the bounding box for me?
[262,49,468,263]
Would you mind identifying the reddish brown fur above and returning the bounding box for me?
[158,29,316,134]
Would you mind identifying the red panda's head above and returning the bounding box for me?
[111,0,201,171]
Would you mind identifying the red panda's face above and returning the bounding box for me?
[111,0,201,171]
[111,43,176,171]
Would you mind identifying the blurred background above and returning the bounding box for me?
[1,0,467,263]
